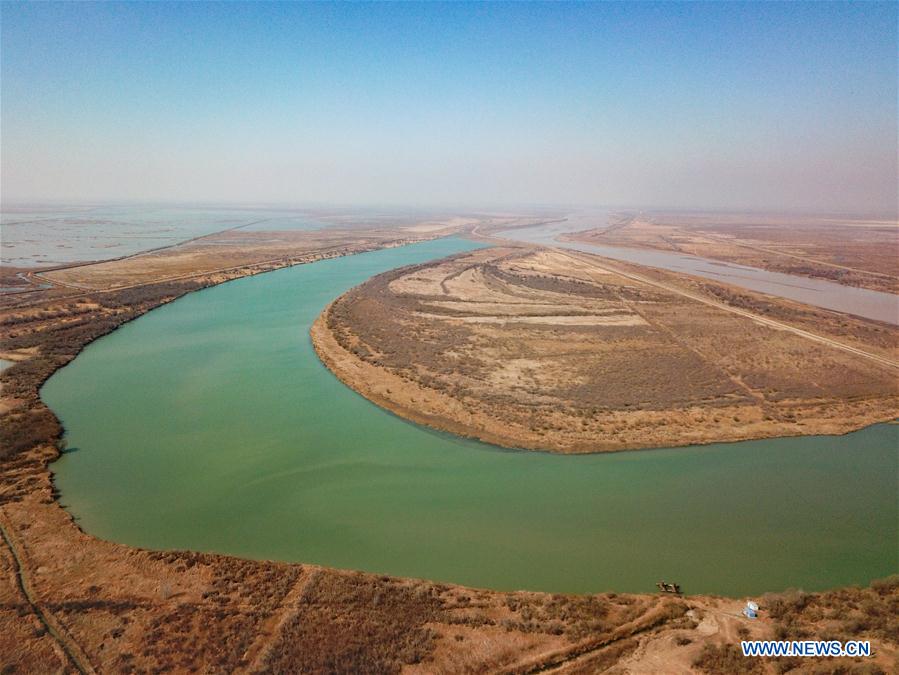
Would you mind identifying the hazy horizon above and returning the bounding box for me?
[2,200,896,221]
[2,2,897,215]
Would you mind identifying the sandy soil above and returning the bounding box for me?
[314,246,898,454]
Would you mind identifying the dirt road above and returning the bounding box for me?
[558,249,899,370]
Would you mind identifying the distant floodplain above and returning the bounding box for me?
[1,204,330,268]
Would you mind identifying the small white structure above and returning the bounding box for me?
[742,600,759,619]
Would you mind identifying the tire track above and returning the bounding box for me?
[0,512,94,674]
[241,568,321,674]
[497,602,684,675]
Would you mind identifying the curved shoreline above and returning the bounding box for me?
[312,303,897,454]
[310,250,899,455]
[3,239,898,671]
[311,304,537,451]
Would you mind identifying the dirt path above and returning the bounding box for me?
[0,510,95,674]
[614,287,774,412]
[241,568,322,674]
[496,603,682,674]
[559,250,899,371]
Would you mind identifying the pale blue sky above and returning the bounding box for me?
[2,1,896,213]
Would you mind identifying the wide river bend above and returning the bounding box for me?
[44,238,898,596]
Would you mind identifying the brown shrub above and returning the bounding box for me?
[693,643,763,674]
[0,407,61,461]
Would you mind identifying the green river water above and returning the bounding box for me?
[43,237,898,596]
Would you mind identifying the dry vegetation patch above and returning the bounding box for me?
[572,213,899,293]
[315,247,898,453]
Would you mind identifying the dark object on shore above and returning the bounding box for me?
[657,581,682,594]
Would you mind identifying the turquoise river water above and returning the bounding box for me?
[43,237,898,596]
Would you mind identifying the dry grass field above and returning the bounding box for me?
[35,227,458,291]
[570,213,899,293]
[315,246,898,452]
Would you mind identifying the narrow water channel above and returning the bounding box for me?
[503,213,899,325]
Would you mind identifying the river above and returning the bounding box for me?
[501,212,898,325]
[43,237,898,596]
